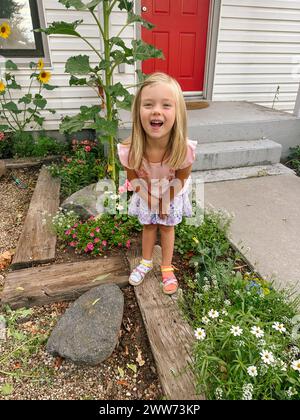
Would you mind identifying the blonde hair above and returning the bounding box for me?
[122,72,187,171]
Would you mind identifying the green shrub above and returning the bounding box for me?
[51,210,142,256]
[48,144,107,198]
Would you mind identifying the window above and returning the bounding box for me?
[0,0,44,57]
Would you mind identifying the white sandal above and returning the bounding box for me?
[129,259,153,286]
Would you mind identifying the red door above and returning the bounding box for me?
[141,0,210,92]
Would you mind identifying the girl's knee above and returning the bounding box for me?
[159,224,174,232]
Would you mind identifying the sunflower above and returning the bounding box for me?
[38,70,51,84]
[0,80,6,93]
[0,22,11,39]
[37,58,44,70]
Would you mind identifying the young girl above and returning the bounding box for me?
[117,72,196,295]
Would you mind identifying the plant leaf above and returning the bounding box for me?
[91,298,100,306]
[33,95,47,109]
[118,366,125,377]
[69,75,87,86]
[127,363,137,373]
[5,60,18,70]
[0,125,10,131]
[132,40,164,61]
[117,0,134,12]
[0,384,14,396]
[43,84,58,91]
[18,94,32,105]
[65,55,91,75]
[92,273,111,283]
[127,12,155,30]
[37,20,83,36]
[59,0,87,10]
[3,102,22,114]
[86,0,102,10]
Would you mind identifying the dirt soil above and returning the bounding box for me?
[0,167,163,400]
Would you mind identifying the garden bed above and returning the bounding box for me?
[0,167,162,400]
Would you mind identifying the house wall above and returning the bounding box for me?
[2,0,134,131]
[212,0,300,113]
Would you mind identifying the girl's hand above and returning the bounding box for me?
[148,194,159,212]
[159,198,170,219]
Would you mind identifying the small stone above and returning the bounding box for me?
[0,317,7,341]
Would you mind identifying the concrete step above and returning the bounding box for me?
[193,139,282,171]
[118,101,300,159]
[188,102,300,159]
[191,163,296,183]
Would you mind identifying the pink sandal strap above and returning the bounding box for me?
[162,277,177,286]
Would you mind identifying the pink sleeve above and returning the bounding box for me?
[117,143,130,168]
[179,140,197,169]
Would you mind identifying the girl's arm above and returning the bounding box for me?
[125,167,159,211]
[159,165,193,215]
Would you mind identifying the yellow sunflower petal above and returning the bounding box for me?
[0,81,6,93]
[37,59,44,70]
[0,22,11,39]
[38,70,51,84]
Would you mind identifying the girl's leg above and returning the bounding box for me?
[129,224,157,286]
[142,223,158,260]
[159,224,178,294]
[159,224,175,266]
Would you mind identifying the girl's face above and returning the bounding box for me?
[139,82,176,144]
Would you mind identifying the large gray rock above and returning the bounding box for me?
[46,284,124,365]
[61,183,101,219]
[61,180,117,219]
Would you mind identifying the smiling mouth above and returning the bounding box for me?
[150,120,164,128]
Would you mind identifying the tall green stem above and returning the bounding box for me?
[103,0,116,183]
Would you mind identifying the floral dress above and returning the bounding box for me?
[117,140,197,226]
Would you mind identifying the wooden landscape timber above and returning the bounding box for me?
[1,257,129,309]
[127,244,204,401]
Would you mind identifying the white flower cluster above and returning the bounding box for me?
[194,328,206,341]
[215,387,223,400]
[242,383,253,400]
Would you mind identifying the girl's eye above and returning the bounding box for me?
[143,103,152,107]
[164,104,172,108]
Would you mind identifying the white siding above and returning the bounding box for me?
[212,0,300,113]
[4,0,135,131]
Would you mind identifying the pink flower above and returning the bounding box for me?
[73,223,78,228]
[90,232,95,237]
[87,242,94,251]
[0,132,5,141]
[94,238,100,244]
[72,234,77,239]
[118,179,133,194]
[111,230,115,234]
[125,179,133,191]
[118,242,122,247]
[126,240,131,249]
[95,227,100,233]
[65,229,71,235]
[102,240,107,247]
[118,186,126,194]
[69,241,77,247]
[85,145,91,152]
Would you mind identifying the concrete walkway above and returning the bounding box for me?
[203,173,300,294]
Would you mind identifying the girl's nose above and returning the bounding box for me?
[152,105,162,114]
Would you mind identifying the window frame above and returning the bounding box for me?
[0,0,45,58]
